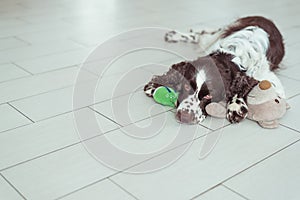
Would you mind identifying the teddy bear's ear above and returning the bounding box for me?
[286,103,291,110]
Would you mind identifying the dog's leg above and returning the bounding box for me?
[164,28,223,50]
[144,82,162,97]
[226,94,249,123]
[164,30,200,44]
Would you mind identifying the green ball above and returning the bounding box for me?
[153,86,178,107]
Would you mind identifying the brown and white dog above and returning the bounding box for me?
[144,16,285,124]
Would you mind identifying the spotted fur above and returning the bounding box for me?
[145,16,285,124]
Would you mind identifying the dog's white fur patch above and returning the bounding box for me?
[196,69,206,88]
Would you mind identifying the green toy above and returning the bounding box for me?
[153,86,178,107]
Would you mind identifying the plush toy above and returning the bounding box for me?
[206,80,290,128]
[153,86,178,107]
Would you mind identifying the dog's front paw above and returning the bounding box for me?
[144,82,157,97]
[226,95,248,123]
[164,30,180,43]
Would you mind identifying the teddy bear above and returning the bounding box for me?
[205,80,290,128]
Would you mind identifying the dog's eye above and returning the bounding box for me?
[275,99,279,103]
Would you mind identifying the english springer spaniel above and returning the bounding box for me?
[144,16,285,124]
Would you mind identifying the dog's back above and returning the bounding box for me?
[222,16,285,70]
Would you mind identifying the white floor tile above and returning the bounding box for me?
[17,28,80,45]
[0,37,28,51]
[92,91,171,126]
[284,42,300,67]
[0,63,29,83]
[193,185,245,200]
[93,68,156,102]
[0,108,118,170]
[10,67,154,121]
[282,27,300,47]
[0,175,22,200]
[278,66,300,82]
[0,40,81,63]
[10,81,116,122]
[224,141,300,200]
[10,86,80,122]
[110,120,300,200]
[0,104,31,133]
[278,75,300,99]
[0,67,96,104]
[14,48,92,74]
[60,179,135,200]
[93,111,210,156]
[280,95,300,132]
[0,18,28,30]
[2,144,115,200]
[89,49,175,77]
[0,20,74,38]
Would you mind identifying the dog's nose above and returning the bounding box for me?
[175,110,195,124]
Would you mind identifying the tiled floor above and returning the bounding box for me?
[0,0,299,199]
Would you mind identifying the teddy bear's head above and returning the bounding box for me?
[205,80,289,128]
[247,80,289,128]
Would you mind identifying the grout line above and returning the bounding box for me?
[11,62,34,76]
[30,64,79,76]
[12,61,82,77]
[189,184,222,200]
[190,131,300,199]
[34,106,88,123]
[279,124,300,133]
[0,115,215,198]
[69,38,91,48]
[54,128,217,200]
[6,76,94,105]
[31,89,138,124]
[7,102,35,123]
[0,89,137,135]
[13,36,32,46]
[288,93,300,100]
[54,177,109,200]
[0,37,31,52]
[0,63,79,86]
[0,108,214,172]
[221,184,251,200]
[117,109,173,128]
[7,85,73,104]
[108,178,140,200]
[88,106,122,126]
[0,125,119,172]
[12,46,86,66]
[0,173,27,200]
[108,129,214,175]
[0,74,31,85]
[219,137,300,187]
[278,73,300,82]
[0,123,32,135]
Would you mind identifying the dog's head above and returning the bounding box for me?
[175,90,207,124]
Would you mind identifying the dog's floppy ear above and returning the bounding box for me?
[228,72,259,100]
